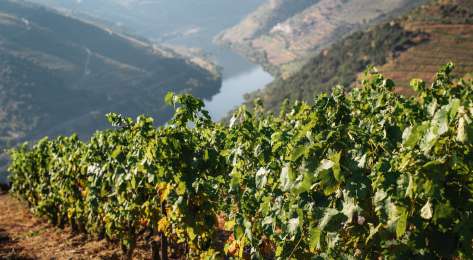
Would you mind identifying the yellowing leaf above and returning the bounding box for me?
[186,227,196,241]
[157,217,169,232]
[225,220,236,231]
[157,182,172,203]
[275,245,284,257]
[176,181,186,196]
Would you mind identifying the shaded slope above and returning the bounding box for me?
[0,0,221,150]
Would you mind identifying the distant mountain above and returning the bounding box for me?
[243,0,473,111]
[216,0,428,78]
[27,0,267,78]
[0,0,221,152]
[28,0,265,53]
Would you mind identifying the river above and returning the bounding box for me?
[204,47,274,121]
[205,66,273,120]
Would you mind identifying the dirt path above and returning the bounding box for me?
[0,192,149,259]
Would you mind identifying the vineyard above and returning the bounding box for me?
[7,63,473,259]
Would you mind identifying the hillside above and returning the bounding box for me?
[0,0,221,159]
[216,0,428,78]
[376,0,473,91]
[243,0,473,112]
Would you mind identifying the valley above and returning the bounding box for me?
[1,0,473,259]
[26,0,276,121]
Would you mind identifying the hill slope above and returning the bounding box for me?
[216,0,428,78]
[243,0,473,112]
[0,0,221,150]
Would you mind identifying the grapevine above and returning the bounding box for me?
[8,63,473,259]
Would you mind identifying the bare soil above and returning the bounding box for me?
[0,193,150,259]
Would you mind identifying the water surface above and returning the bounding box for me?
[205,66,273,120]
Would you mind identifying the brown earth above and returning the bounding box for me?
[0,192,151,259]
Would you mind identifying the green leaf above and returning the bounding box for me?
[164,92,174,105]
[396,207,408,238]
[420,105,449,153]
[234,225,244,241]
[420,128,438,153]
[449,99,461,120]
[317,160,339,196]
[295,171,313,194]
[434,105,449,135]
[230,170,241,191]
[329,152,342,182]
[403,123,428,148]
[111,146,122,159]
[309,227,321,252]
[291,146,307,161]
[319,208,346,232]
[321,176,338,196]
[418,104,453,153]
[411,78,425,92]
[433,201,453,221]
[260,197,271,215]
[130,175,136,189]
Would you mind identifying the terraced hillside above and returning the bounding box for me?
[216,0,427,78]
[243,0,473,112]
[376,1,473,93]
[0,0,221,160]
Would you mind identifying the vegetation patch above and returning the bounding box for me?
[8,64,473,259]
